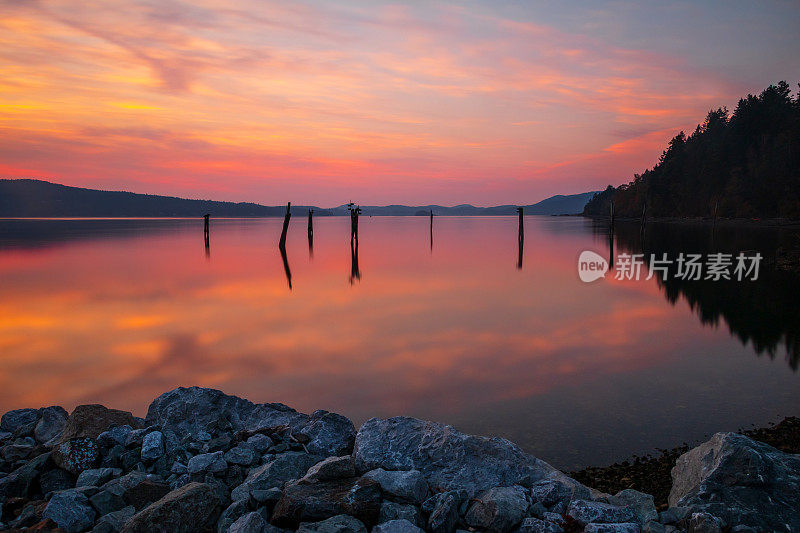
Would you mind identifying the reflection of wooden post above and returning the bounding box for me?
[349,239,361,284]
[203,214,210,259]
[279,202,291,249]
[712,200,719,230]
[517,207,523,269]
[640,202,647,236]
[610,200,615,232]
[280,243,292,290]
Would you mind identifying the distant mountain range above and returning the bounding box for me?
[0,179,598,217]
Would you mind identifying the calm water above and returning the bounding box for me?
[0,216,798,470]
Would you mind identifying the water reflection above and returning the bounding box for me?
[0,216,797,470]
[608,221,800,370]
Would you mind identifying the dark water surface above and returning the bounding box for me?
[0,216,798,470]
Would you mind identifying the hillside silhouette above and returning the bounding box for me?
[585,82,800,220]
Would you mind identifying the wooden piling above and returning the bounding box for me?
[348,203,361,243]
[203,214,210,258]
[517,207,524,269]
[279,202,291,249]
[430,209,434,250]
[308,209,314,255]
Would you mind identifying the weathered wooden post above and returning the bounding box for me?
[348,203,361,243]
[517,207,524,269]
[308,209,314,256]
[430,209,434,250]
[279,202,291,249]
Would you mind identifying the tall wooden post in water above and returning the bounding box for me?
[307,209,314,255]
[517,207,524,269]
[348,203,361,243]
[279,202,291,249]
[430,209,434,250]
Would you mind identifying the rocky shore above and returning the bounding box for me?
[1,387,798,533]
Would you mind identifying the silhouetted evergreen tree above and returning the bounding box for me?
[584,82,800,219]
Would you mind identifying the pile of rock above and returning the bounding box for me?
[1,387,798,532]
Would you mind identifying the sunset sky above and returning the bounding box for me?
[1,1,798,206]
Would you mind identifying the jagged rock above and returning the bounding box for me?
[297,514,367,533]
[246,434,273,455]
[684,512,725,533]
[301,457,355,484]
[566,500,637,526]
[215,499,249,533]
[422,490,466,533]
[40,468,75,495]
[464,485,529,532]
[361,469,428,504]
[0,452,52,500]
[188,452,227,475]
[251,486,282,506]
[518,517,565,533]
[92,505,135,533]
[669,432,800,531]
[42,489,97,533]
[60,406,138,442]
[231,452,320,501]
[295,411,356,457]
[353,417,580,497]
[378,501,422,526]
[92,472,159,515]
[76,468,121,488]
[97,427,132,449]
[372,519,424,533]
[120,482,221,533]
[609,489,657,524]
[583,524,640,533]
[271,477,381,529]
[228,511,267,533]
[89,489,127,516]
[529,478,591,514]
[2,444,34,462]
[53,438,100,475]
[224,445,257,467]
[145,388,354,457]
[35,407,69,446]
[1,409,39,435]
[643,521,665,533]
[140,432,164,462]
[171,462,187,475]
[122,479,170,510]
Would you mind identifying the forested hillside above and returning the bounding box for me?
[585,82,800,219]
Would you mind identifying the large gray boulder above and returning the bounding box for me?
[0,408,39,434]
[669,432,800,531]
[361,468,428,504]
[43,489,98,533]
[464,485,530,532]
[353,417,581,497]
[35,406,69,445]
[0,452,51,500]
[566,500,637,526]
[145,388,355,456]
[271,477,381,529]
[120,482,221,533]
[297,514,367,533]
[372,519,424,533]
[231,452,321,501]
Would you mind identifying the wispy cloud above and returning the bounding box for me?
[0,0,795,204]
